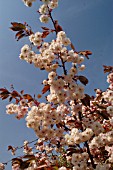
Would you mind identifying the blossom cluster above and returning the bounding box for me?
[23,0,59,23]
[71,152,89,169]
[1,0,113,169]
[19,31,85,72]
[46,71,85,104]
[65,128,94,145]
[89,130,113,149]
[26,103,65,139]
[39,0,59,23]
[6,100,28,119]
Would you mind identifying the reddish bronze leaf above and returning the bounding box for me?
[17,33,26,41]
[42,31,50,38]
[54,20,63,33]
[70,43,75,51]
[15,99,19,104]
[0,89,10,100]
[9,97,13,102]
[1,95,9,100]
[0,90,10,95]
[0,88,9,92]
[103,65,113,73]
[10,22,26,30]
[8,145,13,151]
[78,50,92,59]
[11,90,20,98]
[78,75,88,85]
[37,94,42,98]
[15,30,24,38]
[22,155,35,159]
[23,94,33,101]
[97,110,109,120]
[42,85,50,94]
[81,94,91,107]
[12,158,23,167]
[20,90,24,95]
[41,27,49,30]
[10,27,23,31]
[34,100,40,106]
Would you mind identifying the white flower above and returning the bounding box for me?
[35,32,42,38]
[48,1,58,9]
[21,44,30,55]
[77,56,84,64]
[57,31,66,38]
[26,0,32,7]
[39,15,49,23]
[107,106,113,115]
[62,37,71,46]
[42,0,50,4]
[78,64,86,71]
[39,4,48,14]
[0,163,5,170]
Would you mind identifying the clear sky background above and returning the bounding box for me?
[0,0,113,169]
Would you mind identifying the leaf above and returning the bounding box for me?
[81,94,91,107]
[10,26,23,31]
[15,30,24,38]
[41,27,49,30]
[42,85,50,94]
[42,31,50,38]
[15,99,20,104]
[23,94,33,101]
[34,100,40,106]
[0,89,10,100]
[54,20,63,33]
[97,110,109,120]
[12,158,23,166]
[10,22,26,31]
[20,90,24,95]
[0,88,8,92]
[8,146,16,155]
[9,97,13,102]
[70,43,75,51]
[78,75,88,85]
[67,120,75,124]
[1,95,9,100]
[11,90,20,98]
[12,157,33,169]
[37,94,42,98]
[17,33,26,41]
[22,155,35,159]
[8,145,13,151]
[103,65,113,73]
[78,50,92,59]
[0,90,10,95]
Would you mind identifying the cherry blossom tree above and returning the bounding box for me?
[0,0,113,170]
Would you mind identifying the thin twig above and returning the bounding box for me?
[48,6,67,75]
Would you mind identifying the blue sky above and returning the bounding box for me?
[0,0,113,169]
